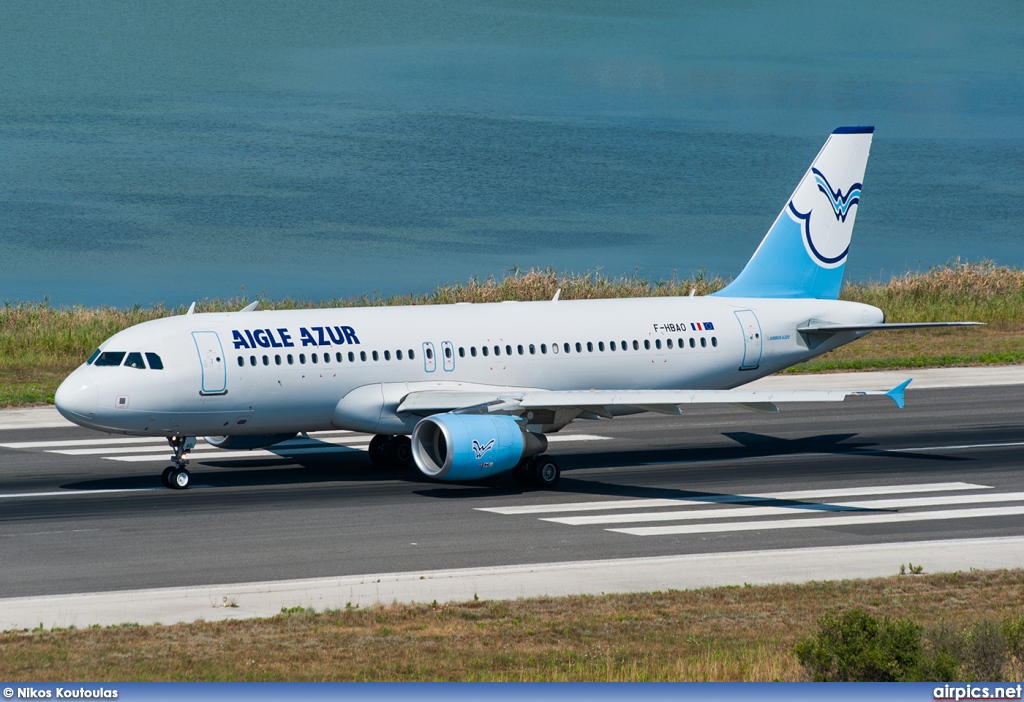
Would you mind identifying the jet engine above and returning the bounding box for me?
[411,413,547,481]
[204,433,298,450]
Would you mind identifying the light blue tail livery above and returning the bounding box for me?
[714,126,874,299]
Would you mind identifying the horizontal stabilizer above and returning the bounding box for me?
[797,321,983,334]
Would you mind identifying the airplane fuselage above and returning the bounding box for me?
[56,295,881,438]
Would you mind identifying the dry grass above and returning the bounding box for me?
[2,261,1020,406]
[2,570,1023,681]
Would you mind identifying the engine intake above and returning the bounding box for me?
[412,413,547,481]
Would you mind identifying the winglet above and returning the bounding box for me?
[240,300,260,312]
[186,302,196,315]
[886,379,912,409]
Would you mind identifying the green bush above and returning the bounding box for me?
[795,609,927,681]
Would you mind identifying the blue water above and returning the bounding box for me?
[1,1,1022,307]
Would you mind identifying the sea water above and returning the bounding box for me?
[1,0,1022,307]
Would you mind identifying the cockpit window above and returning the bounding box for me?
[94,351,126,366]
[86,349,101,365]
[124,352,146,369]
[145,353,164,370]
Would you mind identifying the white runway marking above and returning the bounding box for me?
[481,481,1024,537]
[544,491,1024,525]
[611,506,1024,536]
[0,488,163,500]
[478,482,989,515]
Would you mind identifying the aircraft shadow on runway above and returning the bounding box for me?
[59,430,969,494]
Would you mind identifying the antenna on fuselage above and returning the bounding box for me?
[240,300,260,312]
[552,289,561,302]
[186,302,196,315]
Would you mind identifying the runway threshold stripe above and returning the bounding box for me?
[544,491,1024,525]
[478,482,989,515]
[610,505,1024,536]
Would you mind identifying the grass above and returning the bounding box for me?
[1,569,1022,681]
[2,260,1021,407]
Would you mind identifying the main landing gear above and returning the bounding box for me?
[512,454,560,489]
[367,434,415,470]
[161,435,197,490]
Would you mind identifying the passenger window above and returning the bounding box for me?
[444,347,451,359]
[470,347,477,357]
[288,354,294,365]
[237,357,244,367]
[94,351,126,367]
[360,351,367,362]
[609,341,616,351]
[575,342,582,353]
[457,348,464,358]
[372,350,379,361]
[689,338,696,348]
[323,353,329,363]
[552,343,559,354]
[398,349,404,360]
[409,349,415,360]
[312,353,318,364]
[700,337,707,348]
[124,352,146,369]
[563,343,570,353]
[529,344,536,355]
[621,340,628,351]
[598,341,605,352]
[517,345,524,355]
[666,339,673,349]
[482,346,489,357]
[250,356,257,366]
[336,352,342,362]
[505,345,512,356]
[712,337,718,347]
[678,338,684,348]
[348,352,355,362]
[632,340,639,351]
[493,346,500,357]
[540,344,547,354]
[426,348,433,360]
[87,349,101,365]
[275,355,282,365]
[385,350,392,361]
[655,339,662,350]
[262,355,269,366]
[299,354,306,364]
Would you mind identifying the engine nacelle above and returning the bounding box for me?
[411,413,547,481]
[204,433,297,450]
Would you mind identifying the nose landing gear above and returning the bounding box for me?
[161,435,197,489]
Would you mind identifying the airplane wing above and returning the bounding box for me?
[797,322,982,333]
[396,379,911,416]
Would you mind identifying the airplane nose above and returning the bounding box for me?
[54,374,99,425]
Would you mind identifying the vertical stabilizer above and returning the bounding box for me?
[714,127,873,299]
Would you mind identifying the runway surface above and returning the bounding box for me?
[2,369,1024,627]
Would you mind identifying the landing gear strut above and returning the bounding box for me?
[512,454,560,489]
[368,434,415,470]
[161,435,196,490]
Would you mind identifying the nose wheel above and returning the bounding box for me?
[162,436,196,490]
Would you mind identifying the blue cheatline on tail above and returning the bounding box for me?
[714,126,874,300]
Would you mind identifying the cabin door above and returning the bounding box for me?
[193,331,228,395]
[734,310,762,371]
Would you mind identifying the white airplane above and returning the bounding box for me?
[54,127,977,490]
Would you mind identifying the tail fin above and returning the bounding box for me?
[714,126,873,299]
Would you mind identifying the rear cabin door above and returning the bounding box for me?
[192,331,228,395]
[734,310,762,371]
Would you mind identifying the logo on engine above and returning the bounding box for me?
[472,439,495,460]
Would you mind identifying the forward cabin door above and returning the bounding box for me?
[734,310,762,371]
[193,331,228,395]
